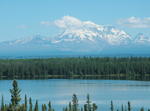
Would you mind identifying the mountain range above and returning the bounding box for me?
[0,24,150,56]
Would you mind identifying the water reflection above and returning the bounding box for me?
[0,79,150,111]
[1,75,150,81]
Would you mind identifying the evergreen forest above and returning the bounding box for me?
[0,56,150,80]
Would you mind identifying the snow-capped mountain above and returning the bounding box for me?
[52,25,132,45]
[0,25,150,56]
[132,33,150,45]
[0,35,52,46]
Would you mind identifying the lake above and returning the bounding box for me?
[0,79,150,111]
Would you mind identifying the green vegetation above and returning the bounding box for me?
[128,101,131,111]
[0,80,98,111]
[1,95,4,111]
[10,79,21,110]
[29,97,33,111]
[1,80,150,111]
[110,101,114,111]
[0,56,150,80]
[72,93,79,111]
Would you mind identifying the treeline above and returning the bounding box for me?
[0,79,149,111]
[0,56,150,80]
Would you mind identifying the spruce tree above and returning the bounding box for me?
[89,107,92,111]
[69,101,72,111]
[86,94,91,111]
[42,104,47,111]
[110,101,114,111]
[121,104,124,111]
[10,79,21,110]
[84,104,87,111]
[72,93,79,111]
[25,95,27,111]
[48,101,52,111]
[20,103,26,111]
[65,107,68,111]
[1,95,4,111]
[92,103,98,110]
[93,107,95,111]
[5,104,8,111]
[81,107,83,111]
[29,97,33,111]
[44,104,47,111]
[34,100,39,111]
[140,107,144,111]
[128,101,131,111]
[8,103,14,111]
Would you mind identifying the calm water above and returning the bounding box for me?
[0,79,150,111]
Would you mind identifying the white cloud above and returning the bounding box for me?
[41,15,100,29]
[16,25,27,29]
[53,15,84,29]
[115,17,150,28]
[83,21,99,27]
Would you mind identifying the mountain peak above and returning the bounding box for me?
[137,32,144,35]
[135,33,146,37]
[132,33,150,44]
[135,33,147,38]
[51,25,132,45]
[0,24,150,56]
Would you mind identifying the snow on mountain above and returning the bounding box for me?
[0,35,52,47]
[52,25,132,45]
[14,35,46,44]
[0,24,150,56]
[132,33,150,45]
[0,25,133,48]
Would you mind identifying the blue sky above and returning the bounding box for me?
[0,0,150,42]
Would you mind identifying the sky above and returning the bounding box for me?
[0,0,150,42]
